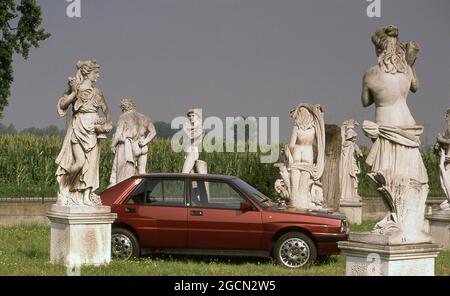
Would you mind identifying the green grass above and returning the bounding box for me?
[0,223,449,276]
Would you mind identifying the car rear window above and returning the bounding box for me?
[126,178,185,207]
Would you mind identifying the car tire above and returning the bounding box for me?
[111,228,140,260]
[273,232,317,269]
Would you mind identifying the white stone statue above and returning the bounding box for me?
[109,99,156,186]
[339,119,363,202]
[361,25,429,242]
[55,60,113,206]
[274,146,292,203]
[285,103,325,209]
[182,108,207,174]
[434,109,450,211]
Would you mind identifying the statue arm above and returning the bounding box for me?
[58,92,76,116]
[361,72,374,107]
[288,126,298,151]
[111,119,125,149]
[410,65,419,93]
[140,119,157,147]
[97,90,113,133]
[438,149,450,199]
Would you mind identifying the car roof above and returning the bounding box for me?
[133,173,238,181]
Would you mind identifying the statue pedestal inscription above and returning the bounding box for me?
[426,210,450,250]
[47,205,117,266]
[339,200,363,225]
[338,232,441,276]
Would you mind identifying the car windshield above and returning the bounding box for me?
[232,178,275,208]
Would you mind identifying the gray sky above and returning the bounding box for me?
[3,0,450,144]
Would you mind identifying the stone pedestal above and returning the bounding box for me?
[426,210,450,250]
[339,200,362,225]
[338,232,441,276]
[47,205,117,266]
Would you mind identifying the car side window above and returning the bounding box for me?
[190,180,244,210]
[127,179,185,206]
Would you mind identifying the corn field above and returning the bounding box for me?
[0,135,444,198]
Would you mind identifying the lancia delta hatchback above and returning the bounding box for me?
[101,173,348,268]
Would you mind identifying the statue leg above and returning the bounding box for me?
[299,171,313,208]
[137,153,148,175]
[68,143,86,184]
[290,169,301,208]
[109,152,118,187]
[182,152,197,173]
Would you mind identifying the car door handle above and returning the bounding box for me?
[124,207,136,213]
[190,210,203,216]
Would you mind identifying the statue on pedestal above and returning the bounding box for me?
[339,119,363,203]
[182,108,207,174]
[361,25,429,242]
[109,99,156,186]
[434,109,450,211]
[55,60,112,206]
[281,103,325,209]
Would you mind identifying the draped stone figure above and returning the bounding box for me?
[434,109,450,211]
[361,25,429,243]
[109,99,156,186]
[182,108,207,174]
[286,103,325,209]
[339,119,363,202]
[55,60,112,206]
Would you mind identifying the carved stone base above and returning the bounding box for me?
[47,205,117,266]
[339,200,362,225]
[426,210,450,250]
[338,232,441,276]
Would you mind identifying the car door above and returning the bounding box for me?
[118,177,188,248]
[187,179,263,250]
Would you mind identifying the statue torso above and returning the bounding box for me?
[365,66,416,127]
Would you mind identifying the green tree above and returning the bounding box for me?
[0,0,50,117]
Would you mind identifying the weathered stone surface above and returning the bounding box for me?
[426,211,450,250]
[182,108,208,174]
[47,206,117,266]
[323,124,342,209]
[56,60,112,206]
[109,98,156,186]
[339,237,441,276]
[339,201,362,225]
[361,25,429,243]
[274,104,325,210]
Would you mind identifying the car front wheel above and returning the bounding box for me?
[111,228,140,260]
[273,232,317,269]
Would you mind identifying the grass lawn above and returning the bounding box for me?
[0,222,449,276]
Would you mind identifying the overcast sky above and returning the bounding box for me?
[3,0,450,144]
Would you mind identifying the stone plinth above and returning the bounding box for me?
[47,205,117,266]
[338,232,441,276]
[426,210,450,250]
[339,200,362,225]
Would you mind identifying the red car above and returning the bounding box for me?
[101,173,348,268]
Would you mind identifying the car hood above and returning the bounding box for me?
[266,206,346,220]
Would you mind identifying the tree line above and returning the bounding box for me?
[0,121,179,139]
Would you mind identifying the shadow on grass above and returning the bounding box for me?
[315,256,339,266]
[141,252,274,266]
[138,252,339,268]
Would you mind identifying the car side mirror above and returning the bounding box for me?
[239,202,253,212]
